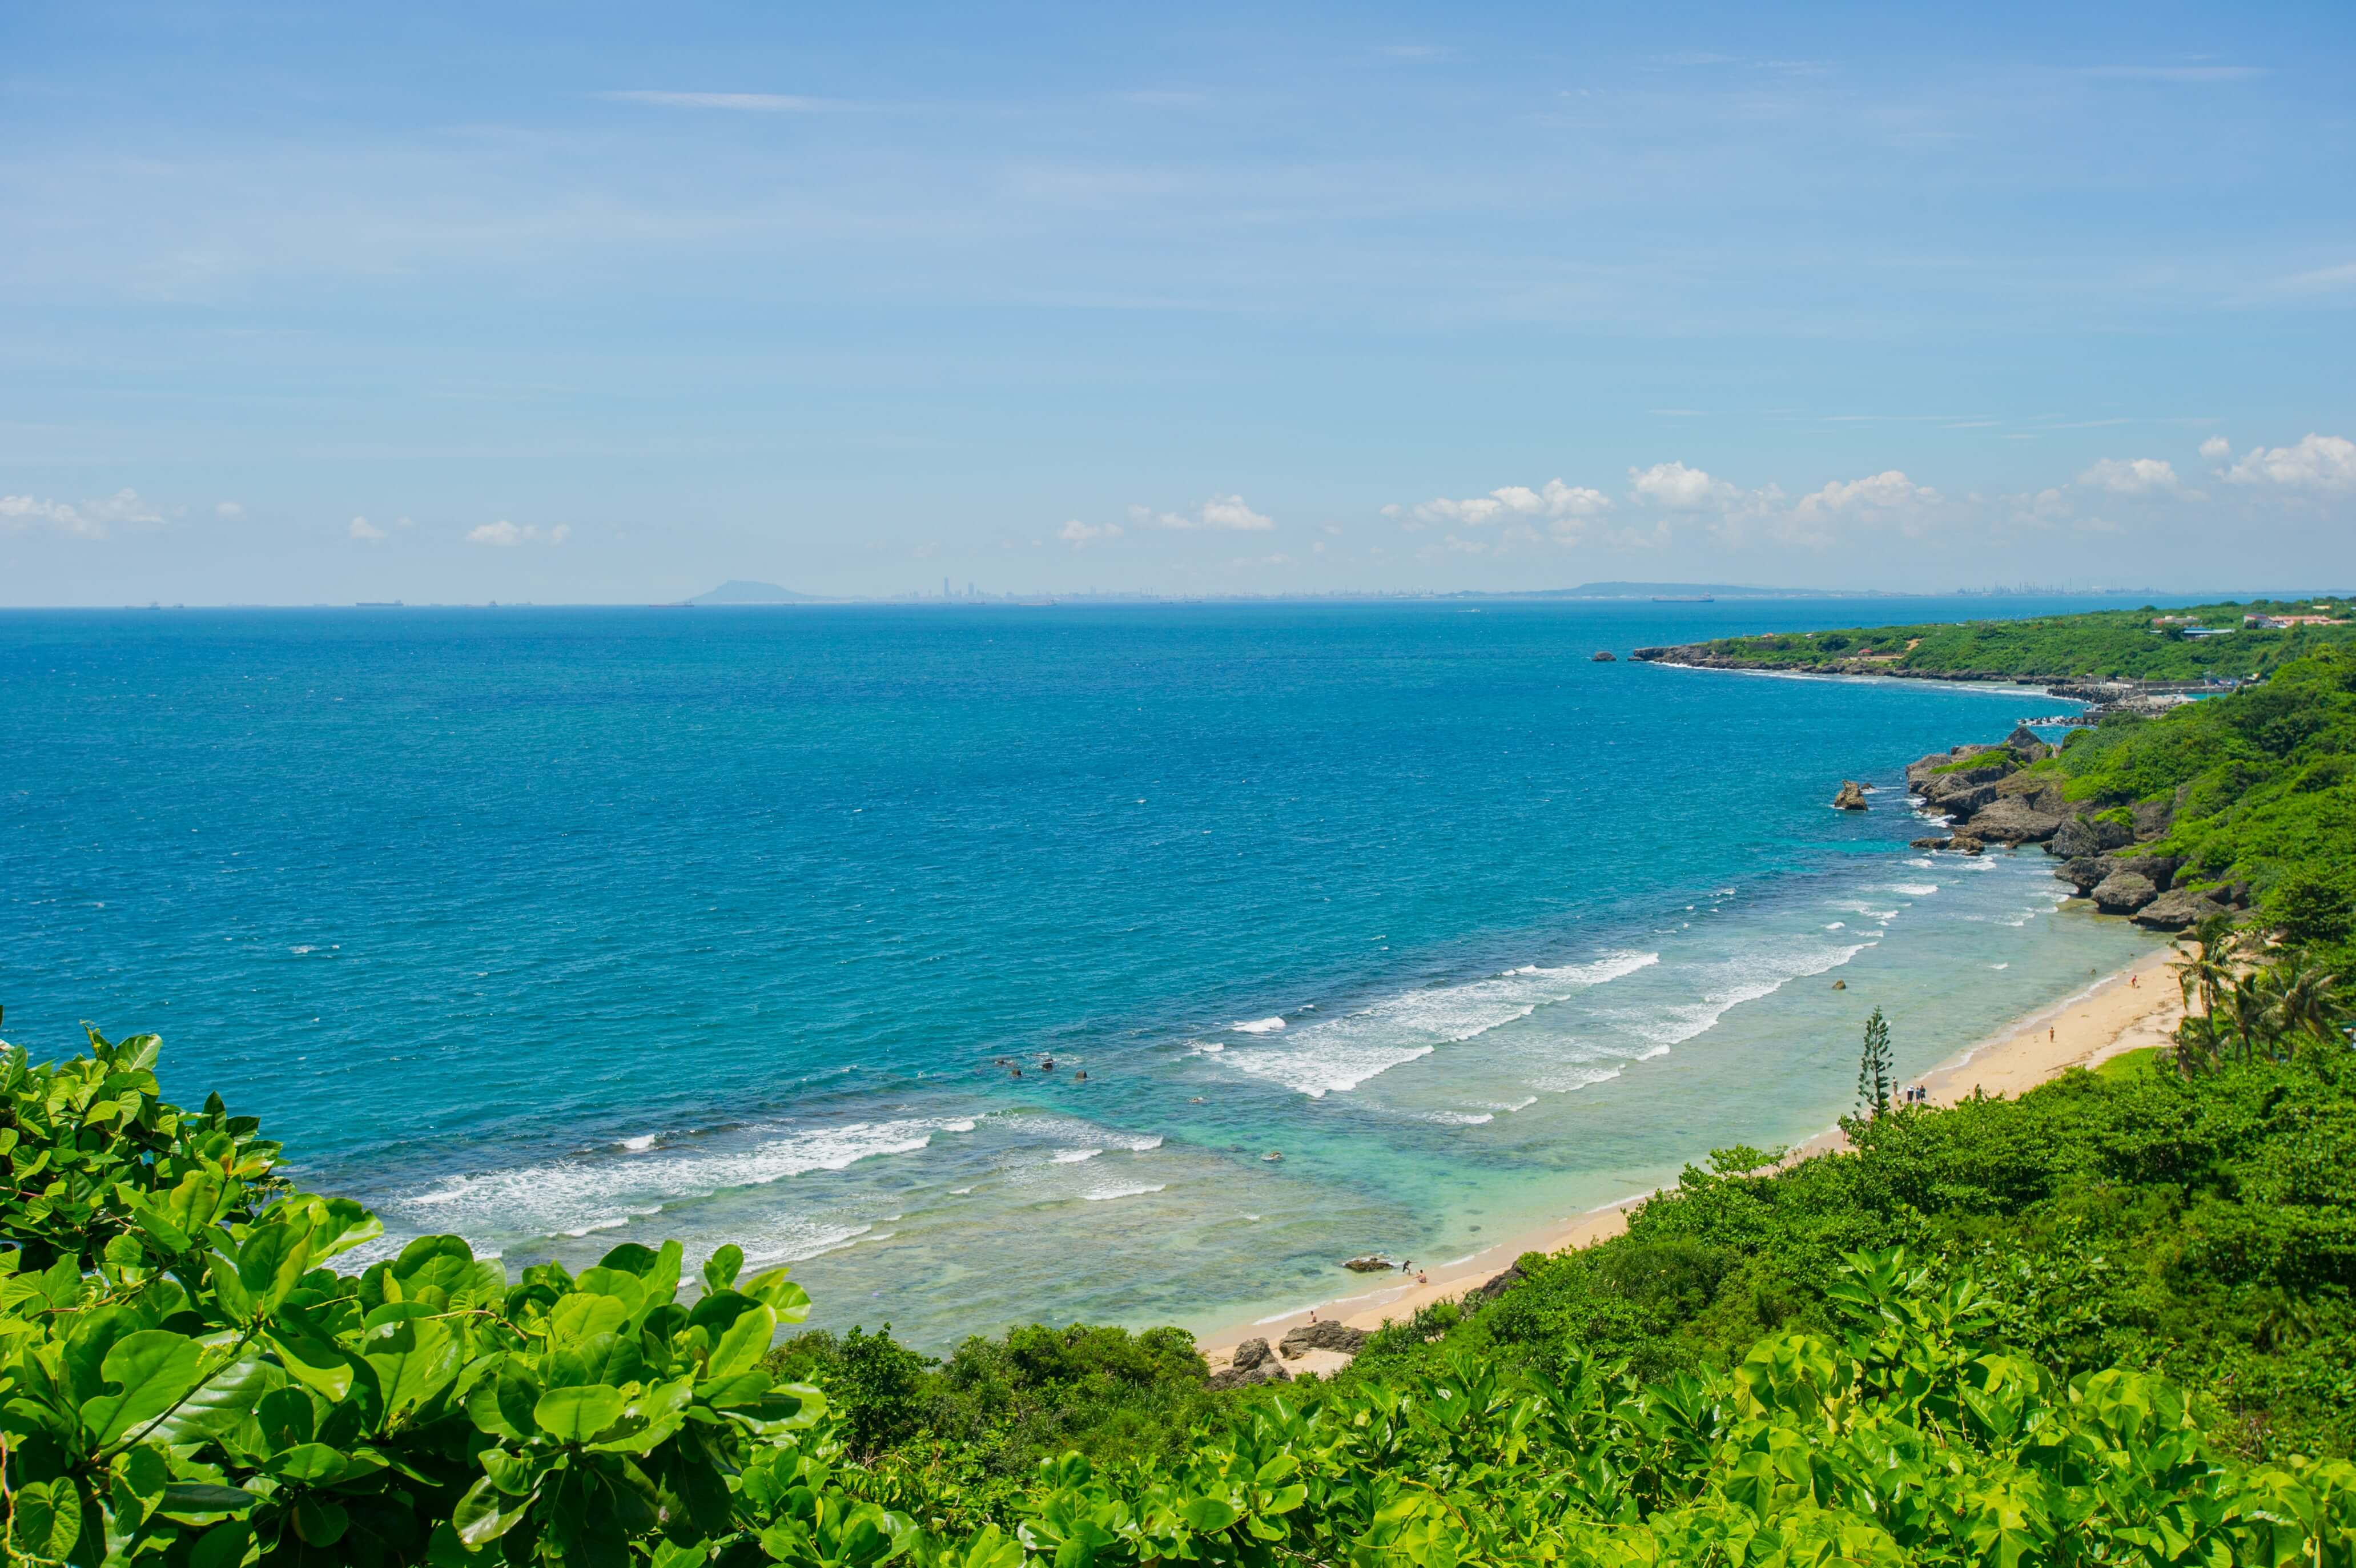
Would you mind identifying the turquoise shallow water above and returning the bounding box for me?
[0,598,2162,1346]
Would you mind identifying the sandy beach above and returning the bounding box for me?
[1200,936,2187,1369]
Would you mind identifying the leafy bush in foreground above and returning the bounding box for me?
[12,1020,2356,1565]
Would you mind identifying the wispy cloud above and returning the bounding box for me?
[2076,65,2266,82]
[348,515,387,541]
[602,91,841,112]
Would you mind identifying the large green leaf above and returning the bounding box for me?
[454,1475,533,1547]
[144,1346,280,1446]
[80,1328,206,1448]
[266,1324,355,1401]
[9,1479,85,1561]
[706,1303,777,1381]
[536,1384,628,1442]
[1177,1496,1239,1533]
[360,1309,460,1429]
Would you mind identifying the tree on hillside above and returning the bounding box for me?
[1856,1006,1893,1116]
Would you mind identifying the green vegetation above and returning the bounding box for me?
[17,1020,2356,1565]
[1854,1007,1893,1115]
[1657,598,2356,680]
[2044,647,2356,965]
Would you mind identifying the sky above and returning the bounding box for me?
[3,1,2354,605]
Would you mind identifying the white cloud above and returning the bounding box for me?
[1058,518,1121,546]
[0,488,162,539]
[2076,457,2184,496]
[215,500,244,518]
[467,520,571,546]
[1128,494,1275,532]
[2200,436,2232,461]
[1792,470,1941,517]
[2220,433,2356,492]
[604,91,837,111]
[1407,477,1611,527]
[1627,461,1738,510]
[348,516,387,541]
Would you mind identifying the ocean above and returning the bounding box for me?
[1,597,2164,1345]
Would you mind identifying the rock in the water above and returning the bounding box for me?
[1910,835,1952,850]
[1924,778,2001,818]
[1591,650,1617,662]
[2130,888,2229,931]
[1342,1255,1398,1273]
[1830,979,1847,991]
[1279,1320,1370,1359]
[1832,780,1869,811]
[1963,798,2066,844]
[1949,833,1985,855]
[2090,871,2158,914]
[2057,856,2109,895]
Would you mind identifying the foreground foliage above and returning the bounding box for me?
[11,1019,2356,1565]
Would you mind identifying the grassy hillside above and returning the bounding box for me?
[1638,597,2356,680]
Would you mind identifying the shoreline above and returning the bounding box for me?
[1197,937,2185,1364]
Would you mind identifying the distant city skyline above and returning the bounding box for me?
[4,1,2353,605]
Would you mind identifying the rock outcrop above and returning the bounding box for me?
[1209,1338,1293,1389]
[1832,780,1869,811]
[1280,1320,1370,1358]
[1473,1264,1526,1302]
[2109,854,2183,893]
[2090,871,2159,914]
[1342,1255,1398,1273]
[2132,796,2177,841]
[2057,857,2110,895]
[1591,650,1617,662]
[2049,817,2133,858]
[1960,797,2066,845]
[2130,887,2231,931]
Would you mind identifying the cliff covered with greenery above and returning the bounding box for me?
[1631,598,2356,681]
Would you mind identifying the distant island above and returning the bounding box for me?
[684,580,825,605]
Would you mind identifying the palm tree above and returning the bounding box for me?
[2261,954,2345,1055]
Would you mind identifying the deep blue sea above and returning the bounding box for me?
[1,598,2169,1345]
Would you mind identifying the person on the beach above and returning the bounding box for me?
[1416,1271,1429,1285]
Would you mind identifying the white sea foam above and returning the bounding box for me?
[1226,950,1660,1097]
[1232,1016,1286,1034]
[1418,1109,1495,1125]
[1083,1183,1167,1202]
[619,1133,658,1152]
[1052,1148,1103,1163]
[397,1115,978,1243]
[1600,939,1868,1048]
[1905,858,1935,869]
[1872,882,1940,897]
[1188,1040,1225,1054]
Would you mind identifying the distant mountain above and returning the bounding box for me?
[685,580,822,605]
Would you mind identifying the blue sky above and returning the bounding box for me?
[4,1,2353,604]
